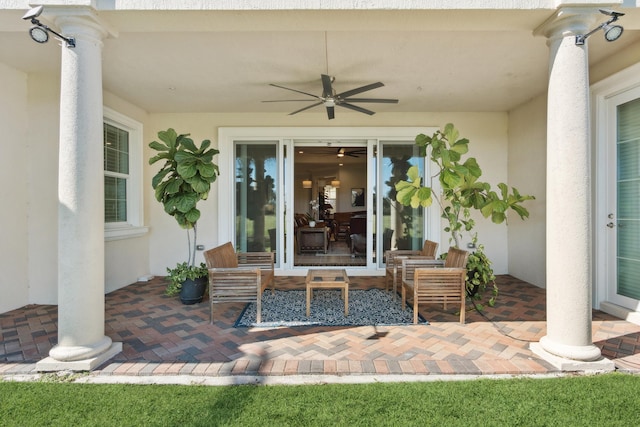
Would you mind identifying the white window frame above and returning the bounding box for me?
[103,107,148,241]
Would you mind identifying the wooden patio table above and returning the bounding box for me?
[305,269,350,317]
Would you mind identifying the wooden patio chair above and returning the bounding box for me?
[384,239,439,296]
[204,242,275,324]
[401,247,469,324]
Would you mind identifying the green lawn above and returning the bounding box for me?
[1,373,639,426]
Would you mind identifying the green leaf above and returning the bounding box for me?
[396,186,416,206]
[148,140,168,152]
[197,163,218,178]
[151,168,171,188]
[157,128,178,148]
[199,139,212,152]
[177,162,197,179]
[165,177,183,194]
[463,158,482,178]
[179,136,198,152]
[442,169,461,188]
[184,208,200,224]
[491,211,506,224]
[442,123,458,142]
[406,166,420,182]
[452,140,469,156]
[185,177,211,194]
[174,193,198,213]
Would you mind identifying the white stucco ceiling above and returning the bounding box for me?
[1,5,639,115]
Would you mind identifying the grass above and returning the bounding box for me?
[1,373,639,426]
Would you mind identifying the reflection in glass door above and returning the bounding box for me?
[377,142,426,267]
[234,142,279,265]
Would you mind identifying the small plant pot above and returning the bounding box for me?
[309,221,316,227]
[179,276,208,305]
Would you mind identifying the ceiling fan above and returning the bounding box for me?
[263,74,399,120]
[305,147,368,158]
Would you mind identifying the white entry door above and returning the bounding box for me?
[602,87,640,311]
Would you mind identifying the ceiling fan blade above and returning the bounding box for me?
[336,82,384,99]
[326,105,335,120]
[343,98,399,104]
[321,74,334,97]
[289,101,323,115]
[262,99,320,103]
[338,102,376,116]
[269,83,321,100]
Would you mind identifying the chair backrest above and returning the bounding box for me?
[401,258,444,282]
[203,242,238,268]
[421,240,439,257]
[444,247,469,268]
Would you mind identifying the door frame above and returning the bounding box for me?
[593,62,640,313]
[217,126,440,276]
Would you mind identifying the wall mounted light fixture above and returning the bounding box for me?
[22,5,76,48]
[575,9,625,45]
[302,179,312,189]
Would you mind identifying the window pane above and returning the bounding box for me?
[104,123,129,174]
[104,176,127,223]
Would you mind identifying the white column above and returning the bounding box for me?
[532,7,610,368]
[38,10,121,370]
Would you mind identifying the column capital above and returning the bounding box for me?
[42,5,118,45]
[534,6,604,41]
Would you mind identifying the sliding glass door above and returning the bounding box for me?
[218,127,437,274]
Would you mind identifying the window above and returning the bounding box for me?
[103,107,147,240]
[104,123,129,223]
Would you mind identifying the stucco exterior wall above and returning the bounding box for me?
[145,112,511,276]
[26,73,60,305]
[508,94,548,288]
[0,62,28,314]
[5,71,153,309]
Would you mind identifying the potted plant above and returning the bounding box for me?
[395,123,534,310]
[149,128,220,304]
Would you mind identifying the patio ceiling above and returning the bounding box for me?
[1,8,639,114]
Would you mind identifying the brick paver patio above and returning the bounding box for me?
[2,275,640,379]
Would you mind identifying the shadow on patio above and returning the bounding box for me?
[2,275,640,377]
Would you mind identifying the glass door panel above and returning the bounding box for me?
[378,142,425,266]
[616,98,640,301]
[234,142,279,264]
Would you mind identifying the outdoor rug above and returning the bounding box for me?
[234,288,427,327]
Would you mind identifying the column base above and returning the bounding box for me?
[36,342,122,372]
[530,342,614,372]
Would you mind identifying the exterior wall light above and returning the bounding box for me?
[575,9,624,46]
[22,5,76,48]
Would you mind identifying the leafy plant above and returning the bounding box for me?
[149,128,219,295]
[165,262,209,296]
[396,123,534,308]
